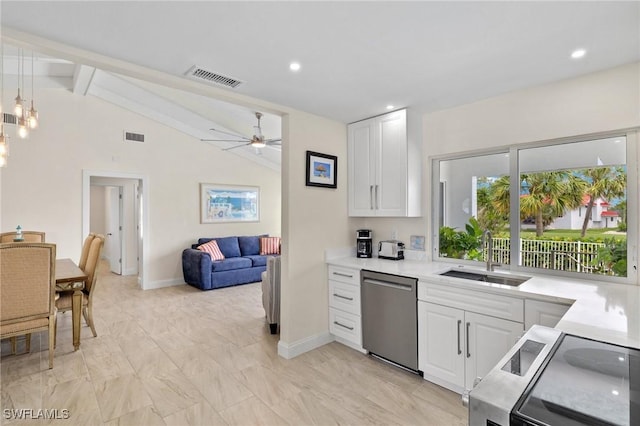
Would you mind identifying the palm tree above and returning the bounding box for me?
[579,167,626,238]
[491,172,586,237]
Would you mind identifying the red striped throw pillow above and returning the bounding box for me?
[260,237,281,255]
[197,240,225,261]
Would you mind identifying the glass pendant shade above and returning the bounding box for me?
[14,89,23,117]
[28,101,38,128]
[0,130,7,167]
[18,116,28,138]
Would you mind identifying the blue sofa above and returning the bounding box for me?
[182,235,276,290]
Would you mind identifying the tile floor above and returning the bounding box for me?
[1,261,468,425]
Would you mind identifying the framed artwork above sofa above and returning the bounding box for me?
[200,183,259,223]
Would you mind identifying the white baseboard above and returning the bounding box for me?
[334,336,367,354]
[144,278,185,290]
[277,332,334,359]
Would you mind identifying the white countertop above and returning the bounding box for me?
[327,256,640,349]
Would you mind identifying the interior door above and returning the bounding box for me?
[106,186,123,275]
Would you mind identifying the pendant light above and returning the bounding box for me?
[28,51,38,129]
[14,48,23,118]
[17,50,28,139]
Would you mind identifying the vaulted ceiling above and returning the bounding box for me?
[1,1,639,171]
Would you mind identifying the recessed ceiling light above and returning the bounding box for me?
[289,62,301,72]
[386,105,394,110]
[571,49,586,59]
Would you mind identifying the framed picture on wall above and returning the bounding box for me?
[200,183,260,223]
[305,151,337,188]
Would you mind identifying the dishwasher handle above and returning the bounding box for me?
[362,278,414,291]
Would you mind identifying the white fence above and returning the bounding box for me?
[489,238,604,273]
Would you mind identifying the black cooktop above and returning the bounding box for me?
[513,334,639,426]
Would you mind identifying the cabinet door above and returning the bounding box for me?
[348,119,376,216]
[376,109,407,216]
[524,299,570,330]
[464,312,523,390]
[418,301,465,389]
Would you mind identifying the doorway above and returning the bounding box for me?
[82,170,148,289]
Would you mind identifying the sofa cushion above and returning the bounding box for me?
[211,257,252,272]
[197,240,225,260]
[217,236,241,258]
[243,255,271,267]
[260,237,281,255]
[238,235,266,256]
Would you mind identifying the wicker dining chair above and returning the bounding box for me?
[78,233,97,271]
[0,242,57,369]
[0,231,46,243]
[56,235,104,338]
[0,232,46,354]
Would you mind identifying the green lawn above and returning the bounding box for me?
[519,228,626,241]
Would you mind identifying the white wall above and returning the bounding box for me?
[280,110,353,350]
[0,87,281,287]
[362,62,640,265]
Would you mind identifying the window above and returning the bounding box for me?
[437,152,510,263]
[433,132,636,282]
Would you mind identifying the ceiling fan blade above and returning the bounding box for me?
[222,142,252,151]
[201,139,251,142]
[209,127,252,141]
[265,138,282,143]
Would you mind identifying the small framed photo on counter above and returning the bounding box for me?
[410,235,425,251]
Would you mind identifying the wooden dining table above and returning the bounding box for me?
[55,258,87,351]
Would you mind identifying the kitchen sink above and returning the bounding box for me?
[439,269,530,287]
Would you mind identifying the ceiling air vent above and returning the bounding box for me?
[124,131,145,143]
[3,113,17,125]
[185,65,243,88]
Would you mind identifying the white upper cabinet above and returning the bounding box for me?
[347,109,421,217]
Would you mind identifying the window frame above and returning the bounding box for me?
[431,129,638,285]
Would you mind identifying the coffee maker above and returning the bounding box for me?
[356,229,373,258]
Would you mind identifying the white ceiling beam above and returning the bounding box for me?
[72,64,96,96]
[87,70,280,171]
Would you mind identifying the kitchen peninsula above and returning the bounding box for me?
[327,255,640,394]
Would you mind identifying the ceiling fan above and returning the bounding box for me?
[201,112,281,151]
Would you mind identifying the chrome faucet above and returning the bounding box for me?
[482,230,501,272]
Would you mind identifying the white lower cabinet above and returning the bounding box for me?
[328,265,364,352]
[524,299,571,330]
[418,300,523,393]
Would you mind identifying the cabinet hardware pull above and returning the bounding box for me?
[334,321,354,331]
[375,185,379,210]
[457,319,462,355]
[333,293,354,301]
[363,278,412,291]
[466,322,471,358]
[333,272,353,278]
[370,185,374,210]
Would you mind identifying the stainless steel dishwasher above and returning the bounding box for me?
[361,270,418,372]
